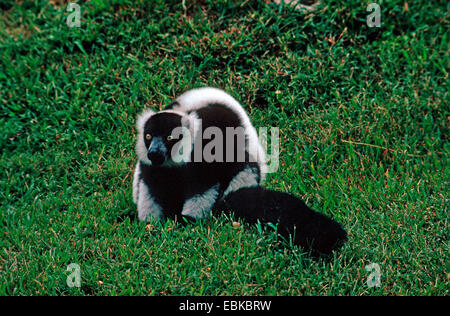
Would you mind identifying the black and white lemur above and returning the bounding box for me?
[133,87,347,257]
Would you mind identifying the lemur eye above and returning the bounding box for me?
[167,135,174,141]
[145,134,152,140]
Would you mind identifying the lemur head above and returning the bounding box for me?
[136,109,196,166]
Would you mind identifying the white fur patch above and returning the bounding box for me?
[167,111,200,165]
[185,111,202,149]
[173,87,267,180]
[181,184,220,219]
[223,166,259,198]
[132,163,140,204]
[135,110,155,166]
[137,180,163,222]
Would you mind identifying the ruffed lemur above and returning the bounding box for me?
[133,87,346,257]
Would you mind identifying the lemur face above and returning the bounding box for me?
[142,112,184,166]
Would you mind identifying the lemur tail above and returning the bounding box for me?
[216,187,347,258]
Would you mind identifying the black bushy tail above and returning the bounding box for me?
[216,187,347,258]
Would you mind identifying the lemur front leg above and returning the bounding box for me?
[181,184,220,220]
[133,164,163,222]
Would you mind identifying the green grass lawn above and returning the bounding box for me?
[0,0,448,295]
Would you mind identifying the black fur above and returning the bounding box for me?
[216,187,348,257]
[140,161,258,219]
[144,112,183,155]
[193,103,249,163]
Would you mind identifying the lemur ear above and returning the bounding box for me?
[137,109,156,132]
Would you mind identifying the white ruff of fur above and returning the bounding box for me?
[132,163,140,204]
[135,109,155,166]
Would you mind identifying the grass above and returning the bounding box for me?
[0,0,448,295]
